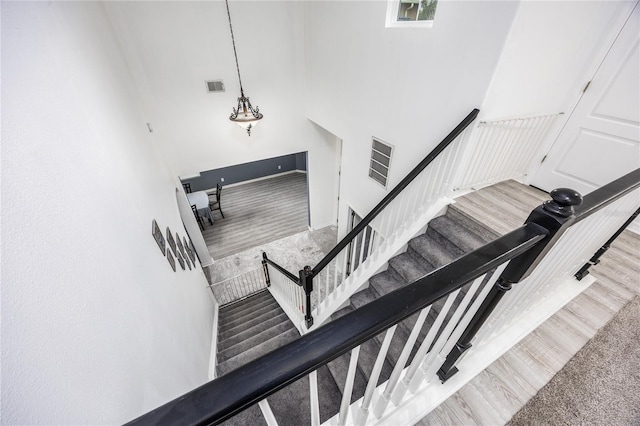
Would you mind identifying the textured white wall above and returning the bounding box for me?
[303,0,520,228]
[1,2,215,424]
[105,1,340,229]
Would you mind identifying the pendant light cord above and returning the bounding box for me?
[225,0,244,95]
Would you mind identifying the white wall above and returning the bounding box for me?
[105,1,339,230]
[1,2,215,424]
[303,0,520,228]
[480,1,638,119]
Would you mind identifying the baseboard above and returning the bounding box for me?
[203,170,306,193]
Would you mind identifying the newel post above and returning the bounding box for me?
[261,252,271,287]
[299,266,314,329]
[437,188,583,382]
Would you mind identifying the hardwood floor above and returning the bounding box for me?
[417,180,640,425]
[201,173,309,260]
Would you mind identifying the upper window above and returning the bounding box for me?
[385,0,438,28]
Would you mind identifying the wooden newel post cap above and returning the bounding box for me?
[543,188,583,217]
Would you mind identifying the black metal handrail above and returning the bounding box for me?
[126,222,546,426]
[310,108,480,276]
[574,168,640,222]
[262,252,299,284]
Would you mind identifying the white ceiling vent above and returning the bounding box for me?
[206,80,225,93]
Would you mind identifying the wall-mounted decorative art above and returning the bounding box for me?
[166,248,176,272]
[152,219,166,256]
[177,252,185,270]
[166,227,177,256]
[184,236,196,264]
[176,234,186,260]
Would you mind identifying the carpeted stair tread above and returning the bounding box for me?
[219,289,271,316]
[218,320,296,363]
[217,328,299,376]
[388,251,433,284]
[218,303,283,338]
[355,337,395,388]
[326,350,368,404]
[219,311,289,351]
[331,306,354,321]
[427,214,489,253]
[409,234,460,269]
[350,287,379,310]
[220,403,266,426]
[269,365,343,425]
[447,205,500,242]
[367,269,405,299]
[219,292,276,323]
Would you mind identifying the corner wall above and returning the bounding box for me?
[1,2,214,423]
[303,0,520,232]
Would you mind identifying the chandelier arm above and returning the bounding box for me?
[225,0,244,94]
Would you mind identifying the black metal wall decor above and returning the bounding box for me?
[166,227,177,256]
[152,219,166,256]
[166,248,176,272]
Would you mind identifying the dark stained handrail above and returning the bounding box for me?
[126,222,546,426]
[574,168,640,222]
[262,252,299,284]
[311,108,480,276]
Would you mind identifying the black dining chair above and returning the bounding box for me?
[182,183,192,193]
[191,204,204,231]
[209,183,225,219]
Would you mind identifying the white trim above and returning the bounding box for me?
[207,296,219,380]
[179,172,202,180]
[202,170,307,194]
[268,285,307,335]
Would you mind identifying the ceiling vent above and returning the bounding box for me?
[206,80,225,93]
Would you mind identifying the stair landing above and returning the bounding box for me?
[417,180,640,425]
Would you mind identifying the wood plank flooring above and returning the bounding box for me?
[201,173,309,260]
[417,180,640,425]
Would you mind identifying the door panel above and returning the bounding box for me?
[531,4,640,196]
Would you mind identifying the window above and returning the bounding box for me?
[385,0,438,28]
[369,138,393,188]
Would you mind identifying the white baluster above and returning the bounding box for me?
[338,346,361,426]
[373,307,430,418]
[309,370,320,426]
[354,326,397,426]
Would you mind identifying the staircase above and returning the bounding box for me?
[325,204,499,404]
[217,290,299,376]
[218,203,500,423]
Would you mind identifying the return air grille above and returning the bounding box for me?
[206,80,225,93]
[369,138,392,188]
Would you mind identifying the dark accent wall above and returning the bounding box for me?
[182,152,307,191]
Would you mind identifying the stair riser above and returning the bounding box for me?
[219,289,271,317]
[220,295,276,324]
[218,321,295,363]
[219,301,281,335]
[219,312,289,351]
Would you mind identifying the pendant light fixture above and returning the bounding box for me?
[225,0,263,136]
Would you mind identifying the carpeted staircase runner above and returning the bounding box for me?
[216,204,500,425]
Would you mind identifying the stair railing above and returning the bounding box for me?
[263,109,480,330]
[261,252,311,331]
[128,168,639,426]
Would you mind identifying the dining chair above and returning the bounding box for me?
[182,183,192,193]
[191,204,204,231]
[209,183,225,219]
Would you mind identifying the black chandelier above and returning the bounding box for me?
[225,0,263,136]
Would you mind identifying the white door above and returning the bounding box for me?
[530,4,640,196]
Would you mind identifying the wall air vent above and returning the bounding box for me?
[206,80,225,93]
[369,138,393,188]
